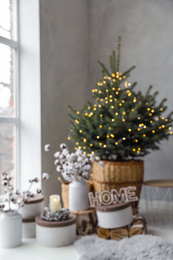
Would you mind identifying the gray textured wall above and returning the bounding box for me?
[40,0,173,203]
[40,0,89,205]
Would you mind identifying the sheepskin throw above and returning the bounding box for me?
[74,234,173,260]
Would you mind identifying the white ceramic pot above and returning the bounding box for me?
[96,202,133,229]
[0,210,22,248]
[19,195,44,219]
[22,218,36,238]
[69,180,89,212]
[35,214,76,247]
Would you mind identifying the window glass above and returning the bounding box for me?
[0,124,15,193]
[0,0,17,40]
[0,43,15,116]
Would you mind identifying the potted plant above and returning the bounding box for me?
[45,143,95,212]
[68,37,173,214]
[0,172,24,248]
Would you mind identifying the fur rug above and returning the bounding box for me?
[74,234,173,260]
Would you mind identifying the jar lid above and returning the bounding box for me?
[96,202,131,212]
[22,217,35,223]
[18,194,44,204]
[35,214,76,228]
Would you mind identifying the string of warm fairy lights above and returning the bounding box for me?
[68,72,173,156]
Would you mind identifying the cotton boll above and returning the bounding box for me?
[99,161,104,167]
[62,148,69,157]
[82,164,92,172]
[69,153,77,162]
[60,143,67,150]
[44,144,50,152]
[56,165,63,172]
[54,159,60,165]
[42,172,50,180]
[54,151,60,158]
[59,153,65,160]
[76,149,83,156]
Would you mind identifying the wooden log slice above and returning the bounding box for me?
[129,215,147,237]
[70,208,97,235]
[110,226,128,240]
[97,227,110,239]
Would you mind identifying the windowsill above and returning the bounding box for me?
[0,238,80,260]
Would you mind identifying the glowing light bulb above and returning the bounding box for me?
[100,114,103,117]
[112,119,115,122]
[68,137,71,140]
[128,129,131,132]
[115,142,118,145]
[79,130,82,133]
[90,144,93,147]
[143,134,146,137]
[152,130,155,133]
[83,138,87,142]
[97,136,100,139]
[99,125,102,128]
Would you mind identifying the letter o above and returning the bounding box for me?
[100,191,112,205]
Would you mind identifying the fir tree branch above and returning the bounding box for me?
[116,37,121,72]
[97,60,111,77]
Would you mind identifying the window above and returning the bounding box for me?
[0,0,41,194]
[0,0,18,192]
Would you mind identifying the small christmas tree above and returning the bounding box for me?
[68,37,173,161]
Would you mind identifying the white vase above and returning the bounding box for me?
[0,210,22,248]
[69,180,89,212]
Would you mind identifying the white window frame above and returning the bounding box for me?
[0,0,20,189]
[0,0,41,192]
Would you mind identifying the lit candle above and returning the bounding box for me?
[49,194,61,214]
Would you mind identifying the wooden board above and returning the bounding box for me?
[143,180,173,188]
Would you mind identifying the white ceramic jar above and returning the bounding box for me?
[0,210,22,248]
[96,202,133,229]
[22,218,36,238]
[19,195,44,219]
[36,214,76,247]
[69,180,89,212]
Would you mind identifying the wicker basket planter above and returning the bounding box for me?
[91,160,144,215]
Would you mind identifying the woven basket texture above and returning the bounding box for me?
[91,160,144,214]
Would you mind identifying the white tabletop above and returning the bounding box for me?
[0,239,80,260]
